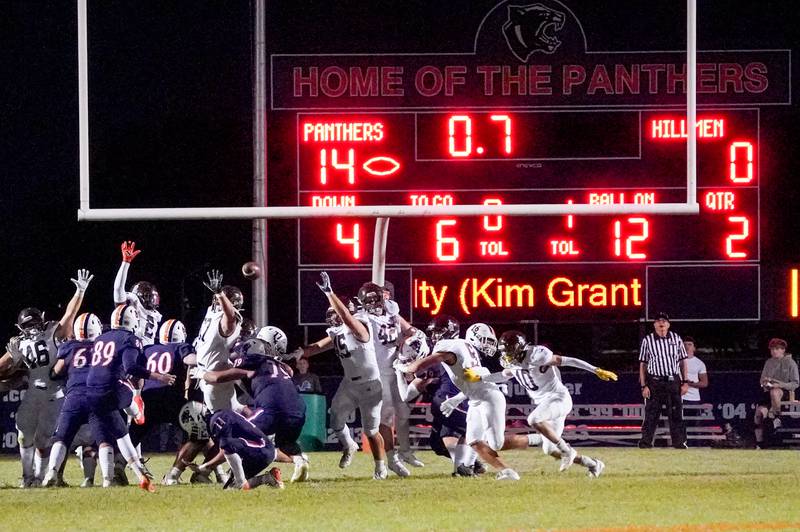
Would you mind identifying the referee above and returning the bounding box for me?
[638,312,689,449]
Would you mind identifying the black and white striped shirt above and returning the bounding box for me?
[639,331,687,377]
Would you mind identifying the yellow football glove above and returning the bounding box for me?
[595,368,618,381]
[463,367,482,383]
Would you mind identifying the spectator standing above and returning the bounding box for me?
[682,336,708,404]
[293,357,322,394]
[754,338,799,448]
[638,312,690,449]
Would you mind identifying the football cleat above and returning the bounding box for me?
[243,467,284,490]
[452,464,475,478]
[132,393,146,425]
[138,475,156,493]
[373,464,388,480]
[339,443,358,469]
[559,446,578,472]
[290,454,310,483]
[588,459,605,478]
[496,468,520,481]
[42,475,58,488]
[190,470,213,484]
[161,475,180,486]
[399,451,424,468]
[80,478,94,488]
[388,458,410,478]
[472,460,487,475]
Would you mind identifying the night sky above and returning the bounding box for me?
[4,1,800,368]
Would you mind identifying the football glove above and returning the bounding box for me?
[595,368,618,382]
[283,347,304,361]
[463,367,482,383]
[316,271,333,294]
[121,241,141,263]
[70,269,94,294]
[203,270,224,294]
[439,396,462,418]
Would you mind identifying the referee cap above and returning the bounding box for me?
[653,312,670,322]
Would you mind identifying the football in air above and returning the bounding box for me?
[241,261,262,280]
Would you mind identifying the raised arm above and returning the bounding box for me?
[56,269,94,340]
[403,351,456,375]
[115,241,141,304]
[203,367,252,384]
[317,272,369,342]
[203,270,239,338]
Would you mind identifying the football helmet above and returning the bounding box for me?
[398,329,430,364]
[465,323,498,357]
[212,285,244,311]
[16,307,44,336]
[257,326,288,356]
[240,318,257,340]
[382,280,395,300]
[158,319,187,344]
[239,338,270,358]
[111,304,140,333]
[73,312,102,341]
[325,307,343,328]
[358,282,385,316]
[131,281,160,311]
[178,401,209,441]
[498,330,528,367]
[427,315,460,343]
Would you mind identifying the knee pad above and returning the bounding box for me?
[17,430,29,448]
[364,427,379,437]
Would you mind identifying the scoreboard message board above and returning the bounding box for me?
[263,1,796,325]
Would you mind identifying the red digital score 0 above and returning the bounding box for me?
[302,114,755,262]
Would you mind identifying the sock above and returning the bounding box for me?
[579,455,597,468]
[387,449,398,463]
[396,418,411,453]
[445,442,458,463]
[214,465,229,482]
[466,446,477,467]
[225,453,246,485]
[34,450,44,480]
[116,434,145,482]
[20,446,35,481]
[166,466,182,481]
[374,459,386,470]
[556,439,571,454]
[292,455,305,466]
[99,447,114,486]
[454,444,472,467]
[82,453,97,483]
[335,427,356,449]
[527,433,543,447]
[43,442,67,482]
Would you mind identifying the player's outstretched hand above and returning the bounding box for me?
[284,347,304,361]
[204,270,224,294]
[71,269,94,294]
[393,359,412,374]
[463,367,482,383]
[181,459,201,473]
[154,373,177,386]
[440,395,461,417]
[595,368,618,381]
[316,272,333,294]
[121,241,141,263]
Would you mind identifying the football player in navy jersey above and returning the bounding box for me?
[188,409,285,490]
[86,304,176,491]
[129,319,195,448]
[202,337,309,483]
[42,312,102,487]
[0,269,93,487]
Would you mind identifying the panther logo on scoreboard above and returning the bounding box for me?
[502,3,566,61]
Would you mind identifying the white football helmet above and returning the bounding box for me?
[178,401,209,441]
[73,312,102,341]
[256,326,287,356]
[398,329,430,364]
[110,304,139,334]
[159,319,187,344]
[465,323,498,357]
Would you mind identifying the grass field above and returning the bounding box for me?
[0,448,798,531]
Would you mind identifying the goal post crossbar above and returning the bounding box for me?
[77,0,699,222]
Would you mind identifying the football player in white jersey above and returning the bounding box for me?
[295,272,388,480]
[0,269,93,487]
[357,282,419,477]
[193,270,244,413]
[397,323,520,480]
[114,241,163,424]
[477,330,617,477]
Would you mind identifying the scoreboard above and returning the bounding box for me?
[264,1,796,325]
